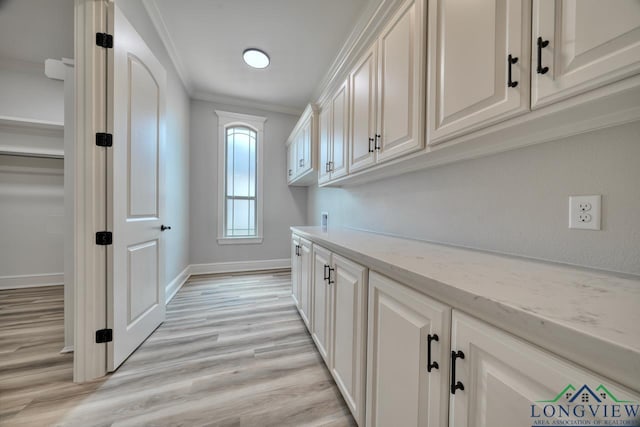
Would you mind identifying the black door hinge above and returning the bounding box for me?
[96,32,113,48]
[96,231,113,245]
[96,133,113,147]
[95,328,113,343]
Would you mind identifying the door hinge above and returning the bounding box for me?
[95,328,113,343]
[95,231,113,245]
[96,132,113,147]
[96,32,113,48]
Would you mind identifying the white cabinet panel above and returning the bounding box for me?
[330,254,368,425]
[428,0,530,145]
[366,272,450,427]
[377,0,426,161]
[298,238,312,330]
[290,235,300,308]
[532,0,640,108]
[286,104,317,186]
[330,79,349,180]
[449,310,640,427]
[311,244,332,364]
[349,43,378,173]
[318,105,331,185]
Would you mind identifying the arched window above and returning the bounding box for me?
[216,111,266,244]
[224,126,257,236]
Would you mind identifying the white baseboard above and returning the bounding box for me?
[189,258,291,276]
[60,345,74,354]
[165,265,190,304]
[0,273,64,290]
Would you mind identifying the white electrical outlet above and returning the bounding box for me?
[321,212,329,232]
[569,195,601,230]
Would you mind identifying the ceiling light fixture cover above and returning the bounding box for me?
[243,48,270,69]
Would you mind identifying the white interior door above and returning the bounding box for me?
[107,4,167,371]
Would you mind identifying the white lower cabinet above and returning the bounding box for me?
[449,311,639,427]
[290,235,300,308]
[330,254,368,425]
[366,272,450,427]
[308,244,369,425]
[291,235,312,331]
[295,239,639,427]
[311,244,332,362]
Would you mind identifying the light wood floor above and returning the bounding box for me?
[0,271,356,426]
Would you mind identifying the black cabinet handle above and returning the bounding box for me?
[328,267,335,284]
[375,134,381,150]
[537,37,549,74]
[295,245,300,256]
[325,162,330,173]
[450,350,465,394]
[507,54,518,88]
[427,334,439,372]
[368,137,375,153]
[288,169,292,176]
[323,264,329,281]
[160,225,171,231]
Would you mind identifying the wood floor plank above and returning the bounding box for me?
[0,271,356,426]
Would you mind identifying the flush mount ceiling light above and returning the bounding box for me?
[243,48,270,69]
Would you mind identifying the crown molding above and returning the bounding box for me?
[142,0,193,93]
[192,90,303,116]
[312,0,404,108]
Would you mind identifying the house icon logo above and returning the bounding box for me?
[537,384,633,404]
[531,384,639,426]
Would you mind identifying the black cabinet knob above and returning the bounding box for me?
[160,225,172,232]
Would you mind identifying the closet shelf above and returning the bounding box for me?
[0,115,64,132]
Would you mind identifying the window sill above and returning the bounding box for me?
[217,236,264,245]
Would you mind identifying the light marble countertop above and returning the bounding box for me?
[291,226,640,392]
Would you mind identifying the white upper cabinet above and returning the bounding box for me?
[319,79,350,184]
[286,104,317,186]
[330,79,350,179]
[531,0,640,108]
[376,0,426,161]
[428,0,531,145]
[318,105,331,185]
[349,42,378,173]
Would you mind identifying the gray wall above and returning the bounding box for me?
[189,99,307,264]
[118,2,191,284]
[308,121,640,275]
[0,155,64,283]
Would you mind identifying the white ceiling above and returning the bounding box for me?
[145,0,372,114]
[0,0,74,64]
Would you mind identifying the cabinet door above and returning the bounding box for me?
[298,117,312,176]
[294,130,304,177]
[449,311,640,426]
[298,238,312,331]
[366,272,450,427]
[377,0,426,161]
[349,43,378,173]
[532,0,640,108]
[290,236,300,308]
[286,143,295,183]
[311,245,332,364]
[330,79,349,180]
[428,0,530,145]
[330,254,368,425]
[318,105,331,185]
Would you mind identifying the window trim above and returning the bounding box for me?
[215,110,266,245]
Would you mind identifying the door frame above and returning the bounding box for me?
[73,0,109,382]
